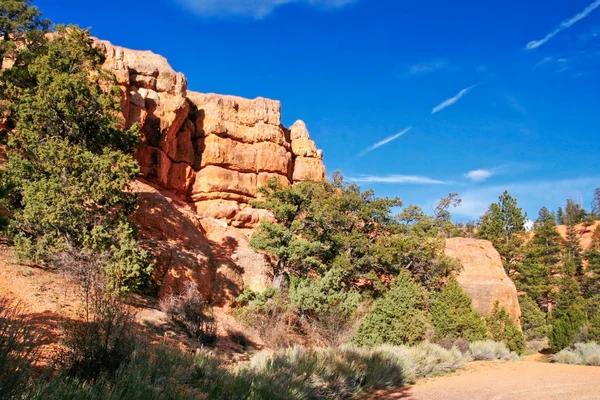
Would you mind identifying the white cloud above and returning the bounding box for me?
[465,169,493,182]
[358,127,411,156]
[431,84,477,115]
[177,0,357,18]
[408,60,449,76]
[348,175,447,185]
[526,0,600,50]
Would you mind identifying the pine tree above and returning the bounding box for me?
[517,207,562,303]
[477,191,526,272]
[518,295,550,341]
[430,278,488,342]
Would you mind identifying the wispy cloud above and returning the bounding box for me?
[177,0,357,18]
[431,84,478,115]
[348,174,448,184]
[465,169,493,183]
[358,127,411,156]
[407,60,449,76]
[526,0,600,50]
[534,56,554,68]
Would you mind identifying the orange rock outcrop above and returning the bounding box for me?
[94,39,325,229]
[446,238,522,324]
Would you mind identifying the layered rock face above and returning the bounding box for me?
[94,39,325,229]
[91,39,324,304]
[446,238,522,324]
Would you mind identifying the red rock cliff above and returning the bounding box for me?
[94,39,326,229]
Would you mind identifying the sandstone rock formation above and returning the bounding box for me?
[131,180,271,306]
[91,39,324,303]
[445,238,521,324]
[94,39,325,229]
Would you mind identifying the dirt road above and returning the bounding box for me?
[372,360,600,400]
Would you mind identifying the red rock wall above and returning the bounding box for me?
[94,39,326,228]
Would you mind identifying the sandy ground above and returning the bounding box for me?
[371,360,600,400]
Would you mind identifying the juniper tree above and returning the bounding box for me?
[2,26,151,292]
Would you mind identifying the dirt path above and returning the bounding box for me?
[372,360,600,400]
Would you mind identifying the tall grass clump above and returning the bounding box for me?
[555,342,600,366]
[377,342,469,382]
[469,340,522,361]
[0,298,38,400]
[246,346,407,399]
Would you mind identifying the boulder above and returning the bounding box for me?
[445,238,522,324]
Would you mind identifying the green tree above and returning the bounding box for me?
[485,302,526,354]
[583,229,600,297]
[549,305,587,352]
[2,26,151,291]
[564,198,587,226]
[518,295,550,341]
[477,191,526,272]
[517,207,562,303]
[353,271,431,346]
[430,278,488,342]
[251,173,458,292]
[433,192,462,238]
[0,0,49,70]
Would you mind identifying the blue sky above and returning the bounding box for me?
[37,0,600,221]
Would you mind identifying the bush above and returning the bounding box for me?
[28,342,206,400]
[0,298,38,399]
[549,305,587,352]
[160,282,217,345]
[378,342,468,382]
[519,295,550,341]
[247,346,407,399]
[485,302,526,355]
[469,340,522,361]
[236,291,300,349]
[56,293,137,380]
[430,278,488,342]
[554,342,600,366]
[354,271,431,347]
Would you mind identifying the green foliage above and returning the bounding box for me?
[354,271,431,347]
[485,302,526,355]
[549,305,587,352]
[251,174,458,293]
[518,295,550,341]
[477,191,526,270]
[1,25,151,291]
[430,278,488,342]
[288,267,361,317]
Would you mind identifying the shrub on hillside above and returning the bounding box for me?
[554,342,600,366]
[0,298,38,399]
[519,295,551,341]
[485,302,526,354]
[430,278,488,342]
[160,282,217,345]
[354,271,431,347]
[56,292,137,380]
[549,305,587,352]
[469,340,522,361]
